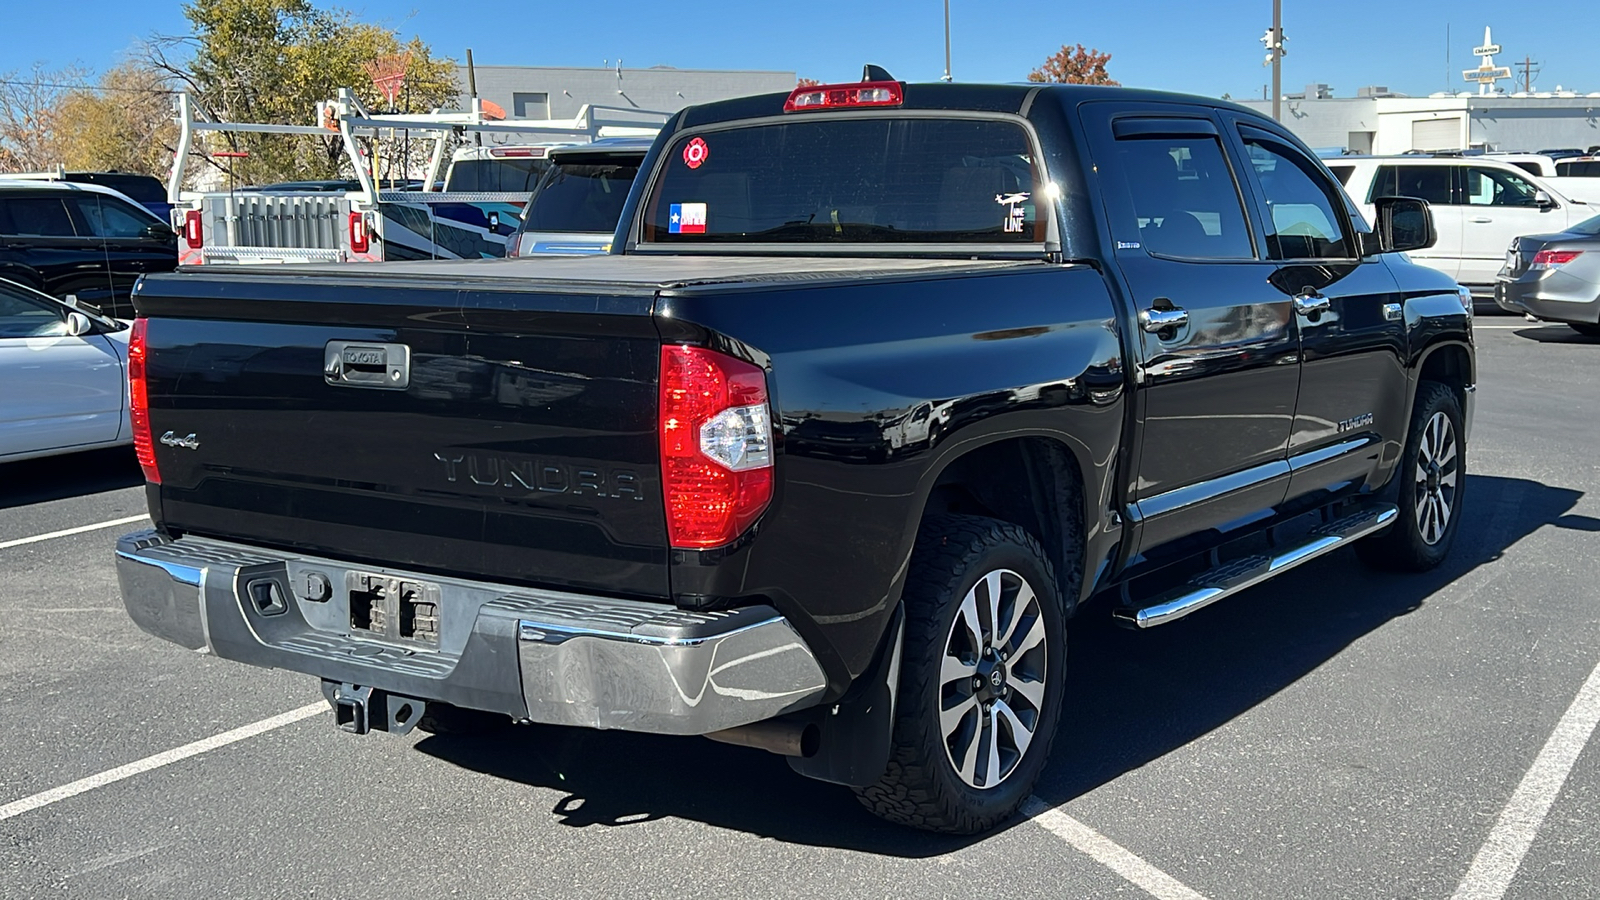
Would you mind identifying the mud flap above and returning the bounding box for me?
[786,605,903,787]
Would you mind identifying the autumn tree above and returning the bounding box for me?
[1027,44,1119,86]
[145,0,459,185]
[52,63,180,177]
[797,77,821,87]
[0,64,90,171]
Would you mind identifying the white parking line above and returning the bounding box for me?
[1450,657,1600,900]
[0,703,325,822]
[0,515,149,551]
[1023,796,1209,900]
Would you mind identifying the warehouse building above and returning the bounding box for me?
[1239,85,1600,155]
[454,64,797,120]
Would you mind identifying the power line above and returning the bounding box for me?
[0,78,177,95]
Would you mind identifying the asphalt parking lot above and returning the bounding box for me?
[2,321,1599,900]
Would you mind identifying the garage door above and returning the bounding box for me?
[1412,118,1463,151]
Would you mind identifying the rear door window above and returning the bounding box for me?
[1111,130,1255,260]
[643,117,1044,244]
[1368,165,1454,205]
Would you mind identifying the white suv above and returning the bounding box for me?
[1325,156,1595,294]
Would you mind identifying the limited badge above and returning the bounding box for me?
[669,202,707,234]
[682,137,709,169]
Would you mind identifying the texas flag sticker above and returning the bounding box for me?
[669,202,707,234]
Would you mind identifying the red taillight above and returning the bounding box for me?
[660,345,774,549]
[1532,249,1583,269]
[783,80,904,112]
[348,212,369,254]
[182,210,203,249]
[128,318,160,484]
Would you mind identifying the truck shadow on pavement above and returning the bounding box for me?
[415,474,1596,853]
[1511,325,1600,344]
[0,447,141,511]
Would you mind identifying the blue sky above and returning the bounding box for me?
[3,1,1596,100]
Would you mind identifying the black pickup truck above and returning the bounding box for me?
[117,75,1474,834]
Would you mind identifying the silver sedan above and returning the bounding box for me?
[1495,214,1600,336]
[0,279,130,463]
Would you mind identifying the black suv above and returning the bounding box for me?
[0,181,178,319]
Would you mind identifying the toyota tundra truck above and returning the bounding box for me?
[116,73,1475,834]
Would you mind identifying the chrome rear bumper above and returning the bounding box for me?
[116,531,826,734]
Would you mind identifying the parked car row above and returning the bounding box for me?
[1323,154,1600,329]
[0,178,178,319]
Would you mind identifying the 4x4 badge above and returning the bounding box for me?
[160,431,200,450]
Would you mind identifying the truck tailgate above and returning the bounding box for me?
[132,269,669,598]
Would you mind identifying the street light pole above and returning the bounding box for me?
[1271,0,1282,121]
[942,0,952,82]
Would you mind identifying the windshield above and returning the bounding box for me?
[445,158,549,192]
[643,117,1044,244]
[522,157,642,233]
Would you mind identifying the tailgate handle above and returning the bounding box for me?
[324,341,410,390]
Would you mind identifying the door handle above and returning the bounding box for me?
[1469,216,1493,224]
[1293,291,1331,317]
[1138,306,1189,334]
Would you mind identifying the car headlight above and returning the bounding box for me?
[1457,285,1473,319]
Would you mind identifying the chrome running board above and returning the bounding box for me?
[1113,504,1399,629]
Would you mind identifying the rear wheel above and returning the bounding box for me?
[1569,323,1600,337]
[854,514,1067,834]
[1358,381,1465,571]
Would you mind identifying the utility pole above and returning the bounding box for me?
[1517,56,1539,93]
[1261,0,1287,121]
[1272,0,1281,121]
[941,0,953,82]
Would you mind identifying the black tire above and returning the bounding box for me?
[1569,323,1600,337]
[1358,381,1465,571]
[853,514,1068,834]
[415,702,513,736]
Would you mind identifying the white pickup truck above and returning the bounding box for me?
[1327,155,1594,299]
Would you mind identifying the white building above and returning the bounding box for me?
[454,64,797,120]
[1239,87,1600,155]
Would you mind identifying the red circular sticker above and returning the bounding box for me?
[682,137,709,170]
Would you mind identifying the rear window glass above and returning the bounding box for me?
[445,158,549,192]
[643,117,1044,244]
[1558,160,1600,177]
[65,173,165,204]
[521,158,641,233]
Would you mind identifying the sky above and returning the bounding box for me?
[3,0,1597,101]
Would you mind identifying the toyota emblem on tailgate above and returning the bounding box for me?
[324,340,411,390]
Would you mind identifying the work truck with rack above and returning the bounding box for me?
[118,73,1475,833]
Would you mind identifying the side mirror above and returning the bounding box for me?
[1373,196,1436,254]
[65,311,94,337]
[1535,190,1557,211]
[142,222,176,240]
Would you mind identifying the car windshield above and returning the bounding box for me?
[445,158,548,192]
[643,116,1044,244]
[522,157,642,233]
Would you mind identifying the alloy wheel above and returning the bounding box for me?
[1414,411,1459,546]
[937,568,1049,789]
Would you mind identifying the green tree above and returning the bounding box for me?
[146,0,458,185]
[1027,44,1119,86]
